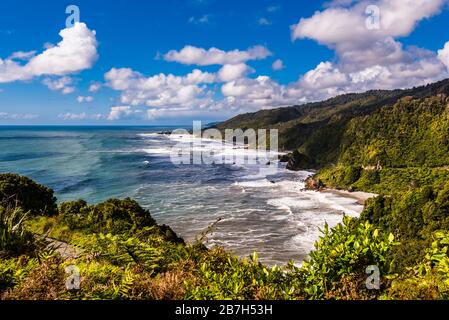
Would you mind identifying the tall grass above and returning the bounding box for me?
[0,206,36,255]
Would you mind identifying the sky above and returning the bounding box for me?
[1,0,449,125]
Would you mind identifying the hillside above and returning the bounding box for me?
[216,79,449,168]
[218,78,449,272]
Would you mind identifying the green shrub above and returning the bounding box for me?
[386,231,449,299]
[58,200,90,230]
[0,206,37,255]
[299,217,398,299]
[57,198,157,235]
[184,249,296,300]
[0,174,57,216]
[0,256,40,293]
[342,165,362,185]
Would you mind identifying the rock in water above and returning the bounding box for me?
[305,176,325,191]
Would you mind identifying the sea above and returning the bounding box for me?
[0,126,364,265]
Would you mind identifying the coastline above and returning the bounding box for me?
[320,188,378,206]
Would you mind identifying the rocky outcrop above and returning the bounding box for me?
[305,176,325,191]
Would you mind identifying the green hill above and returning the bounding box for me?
[216,79,449,168]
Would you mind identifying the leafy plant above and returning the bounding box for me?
[0,174,57,216]
[299,217,398,299]
[0,206,37,255]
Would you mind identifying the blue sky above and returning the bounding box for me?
[1,0,449,125]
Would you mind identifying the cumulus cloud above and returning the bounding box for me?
[438,41,449,71]
[107,106,144,121]
[42,77,76,94]
[289,0,449,98]
[0,23,98,85]
[105,68,216,109]
[217,63,252,82]
[163,45,272,66]
[105,2,449,122]
[272,59,285,71]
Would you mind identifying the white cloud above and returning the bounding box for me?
[0,112,38,120]
[42,76,76,95]
[58,113,103,121]
[88,82,102,92]
[0,23,98,85]
[77,95,94,103]
[438,41,449,71]
[220,76,294,110]
[258,18,272,26]
[104,4,449,122]
[25,23,98,77]
[218,63,252,82]
[107,106,144,121]
[188,15,210,24]
[163,45,271,66]
[8,51,36,61]
[105,68,215,109]
[272,59,285,71]
[288,0,449,99]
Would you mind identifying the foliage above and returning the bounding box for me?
[0,206,37,255]
[184,249,299,300]
[386,231,449,299]
[59,198,156,235]
[0,256,39,293]
[299,217,398,299]
[73,229,185,273]
[0,174,57,216]
[317,166,449,195]
[339,96,449,168]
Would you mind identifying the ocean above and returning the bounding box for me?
[0,126,364,265]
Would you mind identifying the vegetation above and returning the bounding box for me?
[2,79,449,300]
[0,174,57,216]
[0,173,447,300]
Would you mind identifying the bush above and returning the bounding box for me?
[58,200,90,230]
[0,206,37,255]
[342,165,362,185]
[58,198,157,235]
[386,231,449,299]
[0,174,57,216]
[299,217,398,299]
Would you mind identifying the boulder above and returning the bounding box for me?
[305,176,325,191]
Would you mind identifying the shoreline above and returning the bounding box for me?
[320,188,378,206]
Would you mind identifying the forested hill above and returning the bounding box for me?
[215,78,449,168]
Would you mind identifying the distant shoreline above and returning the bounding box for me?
[321,188,378,206]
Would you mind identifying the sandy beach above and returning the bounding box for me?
[321,188,378,205]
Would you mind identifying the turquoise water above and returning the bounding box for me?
[0,126,364,265]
